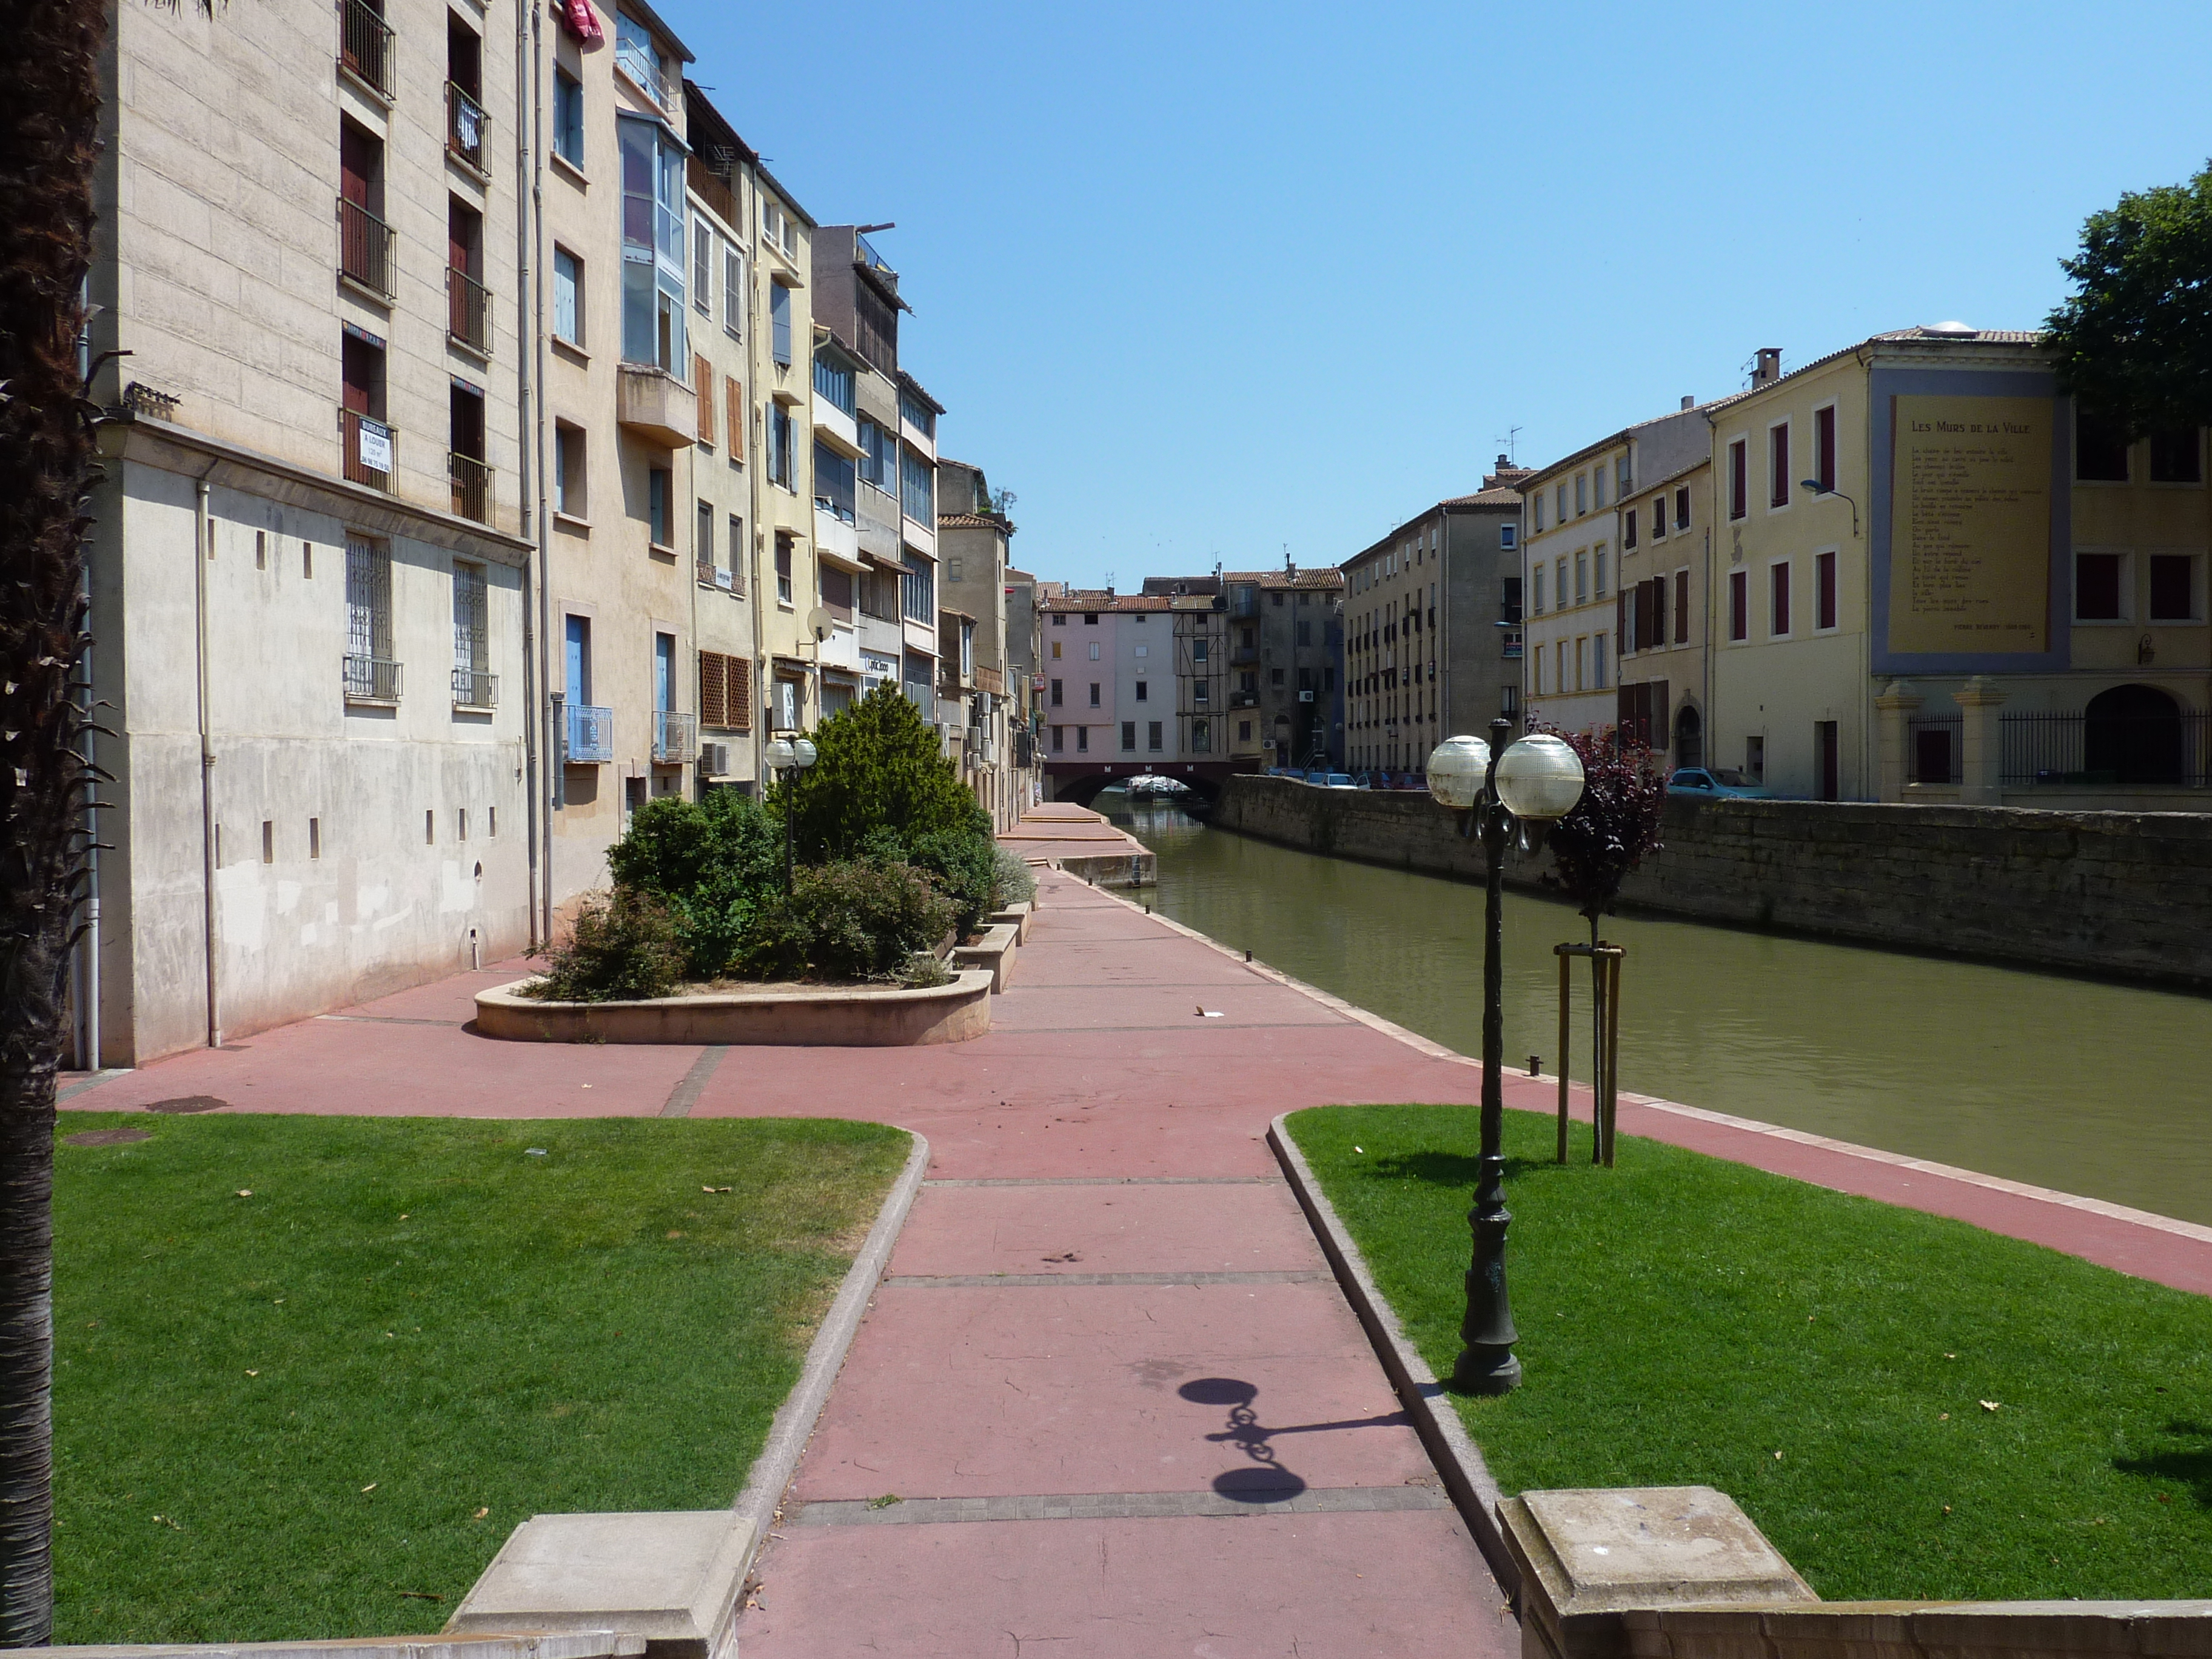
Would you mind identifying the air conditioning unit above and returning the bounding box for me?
[939,720,963,758]
[699,741,733,777]
[1298,690,1315,703]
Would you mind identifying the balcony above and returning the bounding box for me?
[613,36,671,109]
[1232,645,1259,666]
[565,703,614,764]
[338,197,395,298]
[975,665,1004,697]
[652,709,698,764]
[446,81,488,173]
[451,666,498,710]
[341,409,396,491]
[343,654,402,705]
[616,363,695,447]
[449,452,491,523]
[337,0,392,96]
[447,267,492,354]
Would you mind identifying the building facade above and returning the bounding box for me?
[1220,567,1346,771]
[936,460,1022,829]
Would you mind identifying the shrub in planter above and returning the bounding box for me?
[783,683,991,861]
[992,846,1037,910]
[606,790,785,977]
[527,888,684,1002]
[740,859,957,982]
[907,828,999,937]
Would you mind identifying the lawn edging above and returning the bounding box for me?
[1267,1112,1519,1601]
[729,1127,931,1586]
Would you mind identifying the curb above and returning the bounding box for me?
[1267,1113,1520,1603]
[730,1127,931,1578]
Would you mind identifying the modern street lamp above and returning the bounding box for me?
[766,734,817,892]
[1801,477,1860,538]
[1428,719,1586,1392]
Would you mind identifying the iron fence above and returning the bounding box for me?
[343,655,402,702]
[449,452,491,523]
[451,667,498,709]
[566,703,614,764]
[338,0,392,94]
[2001,710,2211,788]
[447,266,492,354]
[653,709,697,763]
[446,81,488,171]
[338,197,395,297]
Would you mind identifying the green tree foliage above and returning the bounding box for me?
[528,890,684,1002]
[784,685,990,862]
[2045,160,2212,436]
[1536,727,1667,940]
[607,791,783,977]
[742,860,956,982]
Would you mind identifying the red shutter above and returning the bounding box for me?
[726,379,745,460]
[728,656,752,731]
[694,355,714,447]
[699,652,727,728]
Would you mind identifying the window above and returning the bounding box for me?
[1769,560,1791,636]
[698,649,752,732]
[1675,486,1691,531]
[554,423,585,517]
[1652,498,1666,541]
[1623,508,1637,549]
[1051,725,1064,751]
[1076,726,1088,752]
[1270,666,1285,686]
[553,247,582,346]
[1532,567,1546,614]
[1500,522,1517,549]
[723,247,744,340]
[1575,473,1587,516]
[1147,721,1162,752]
[613,11,667,104]
[697,500,714,570]
[1813,404,1837,492]
[1088,682,1100,706]
[900,445,933,522]
[1674,568,1690,644]
[1769,423,1791,508]
[1746,735,1765,784]
[1121,720,1136,751]
[2075,409,2130,481]
[727,514,745,593]
[1556,483,1567,522]
[1134,679,1148,702]
[645,467,672,547]
[1533,495,1546,532]
[1050,640,1061,660]
[1191,718,1210,752]
[1195,679,1209,703]
[1729,440,1748,519]
[1593,466,1607,509]
[1132,643,1146,657]
[901,553,933,622]
[899,387,936,438]
[691,218,712,315]
[2150,554,2197,620]
[768,403,794,488]
[769,281,792,366]
[776,531,794,605]
[1594,546,1607,595]
[618,117,685,370]
[2150,427,2204,484]
[1728,569,1749,640]
[1575,552,1587,604]
[452,560,488,691]
[344,535,393,695]
[1193,638,1208,662]
[1617,455,1631,498]
[553,68,584,168]
[1050,678,1063,706]
[1592,634,1606,690]
[1815,550,1837,631]
[1295,620,1311,646]
[2074,552,2124,620]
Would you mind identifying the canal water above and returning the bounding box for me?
[1107,793,2212,1227]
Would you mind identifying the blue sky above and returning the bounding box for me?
[669,1,2212,592]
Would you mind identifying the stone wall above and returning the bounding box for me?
[1210,775,2212,990]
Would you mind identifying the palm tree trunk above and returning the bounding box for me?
[0,0,109,1641]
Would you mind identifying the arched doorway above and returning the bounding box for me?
[1674,703,1703,769]
[2084,684,2183,784]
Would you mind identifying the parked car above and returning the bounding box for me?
[1321,773,1358,789]
[1666,767,1770,800]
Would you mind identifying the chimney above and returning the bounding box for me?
[1680,395,1695,411]
[1753,348,1781,385]
[1496,453,1510,469]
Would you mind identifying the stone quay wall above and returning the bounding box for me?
[1209,775,2212,991]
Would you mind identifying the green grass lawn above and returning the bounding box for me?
[55,1111,909,1644]
[1287,1104,2212,1602]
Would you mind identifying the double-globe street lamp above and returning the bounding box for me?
[764,734,817,893]
[1426,718,1586,1392]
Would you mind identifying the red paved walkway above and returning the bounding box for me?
[59,856,2212,1655]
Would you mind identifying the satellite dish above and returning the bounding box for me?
[806,606,832,643]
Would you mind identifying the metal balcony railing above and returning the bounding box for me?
[446,81,488,172]
[565,703,614,764]
[652,709,698,763]
[451,666,498,709]
[343,654,403,703]
[614,37,669,107]
[338,197,395,297]
[341,409,396,491]
[338,0,392,95]
[449,452,491,523]
[447,266,492,353]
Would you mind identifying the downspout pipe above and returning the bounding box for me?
[514,0,545,949]
[194,463,221,1048]
[528,0,555,945]
[78,562,100,1070]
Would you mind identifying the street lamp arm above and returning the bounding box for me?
[1801,479,1860,538]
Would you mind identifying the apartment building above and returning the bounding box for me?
[1221,567,1346,770]
[1522,401,1712,742]
[1041,592,1124,766]
[1708,330,2210,803]
[936,460,1021,828]
[1004,566,1046,805]
[80,0,535,1061]
[1613,456,1713,765]
[1342,465,1527,774]
[1168,591,1230,764]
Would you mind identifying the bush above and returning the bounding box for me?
[784,684,991,862]
[740,859,956,983]
[907,828,999,937]
[992,846,1037,910]
[527,889,684,1002]
[606,791,785,977]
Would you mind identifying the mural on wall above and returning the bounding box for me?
[1886,395,2054,655]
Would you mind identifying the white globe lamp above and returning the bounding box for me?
[1493,734,1586,823]
[765,736,796,771]
[791,737,819,769]
[1425,736,1492,811]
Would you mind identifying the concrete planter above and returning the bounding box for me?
[953,922,1019,993]
[988,900,1034,943]
[474,970,993,1046]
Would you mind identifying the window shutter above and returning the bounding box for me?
[726,378,745,460]
[699,651,727,728]
[1674,570,1689,643]
[694,355,714,446]
[728,655,752,731]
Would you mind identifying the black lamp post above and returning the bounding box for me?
[1428,718,1585,1393]
[766,734,817,893]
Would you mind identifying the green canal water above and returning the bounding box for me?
[1107,794,2212,1227]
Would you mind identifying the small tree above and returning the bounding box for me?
[2045,160,2212,437]
[785,685,990,862]
[1539,727,1668,943]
